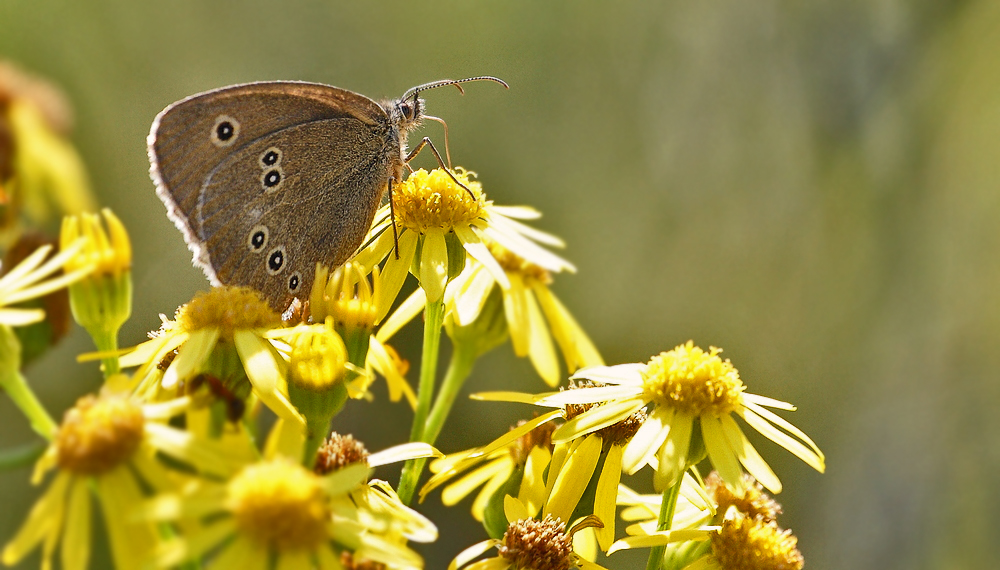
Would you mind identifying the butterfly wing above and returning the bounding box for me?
[149,81,399,309]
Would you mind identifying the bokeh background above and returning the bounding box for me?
[2,1,999,568]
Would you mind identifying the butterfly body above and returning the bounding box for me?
[148,81,417,310]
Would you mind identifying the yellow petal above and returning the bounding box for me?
[740,402,825,472]
[517,446,551,517]
[720,414,781,493]
[532,283,604,370]
[701,415,743,489]
[654,413,693,491]
[544,434,602,523]
[524,287,560,386]
[375,229,418,323]
[2,471,71,566]
[502,274,529,355]
[95,468,158,570]
[552,396,646,444]
[471,467,511,523]
[376,287,424,341]
[0,308,45,326]
[234,331,303,425]
[623,406,673,474]
[595,444,623,551]
[368,442,441,467]
[449,539,500,570]
[455,224,510,289]
[503,495,531,522]
[418,229,449,302]
[162,327,218,389]
[570,363,645,385]
[60,478,91,570]
[441,459,510,506]
[452,264,496,326]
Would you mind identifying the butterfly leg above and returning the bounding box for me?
[405,137,477,200]
[388,176,401,260]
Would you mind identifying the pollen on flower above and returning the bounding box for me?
[706,471,782,523]
[392,168,484,231]
[314,432,369,475]
[228,460,331,551]
[55,394,144,475]
[710,513,804,570]
[499,515,574,570]
[176,286,280,338]
[564,380,647,448]
[487,240,552,284]
[287,325,348,391]
[641,341,745,417]
[508,418,557,466]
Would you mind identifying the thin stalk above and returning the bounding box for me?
[91,329,121,377]
[396,296,445,504]
[646,475,684,570]
[1,370,57,439]
[423,342,476,444]
[0,441,46,470]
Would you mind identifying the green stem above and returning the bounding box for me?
[1,370,57,439]
[646,474,684,570]
[397,296,445,505]
[0,441,46,470]
[423,342,477,445]
[90,328,121,377]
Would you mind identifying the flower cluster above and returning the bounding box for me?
[0,63,827,570]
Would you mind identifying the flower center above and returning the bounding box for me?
[55,394,144,475]
[706,472,782,523]
[176,286,280,339]
[710,513,803,570]
[228,460,331,551]
[311,263,378,333]
[498,515,573,570]
[641,341,745,417]
[314,432,369,475]
[486,240,552,284]
[392,168,484,232]
[564,380,646,447]
[508,419,557,466]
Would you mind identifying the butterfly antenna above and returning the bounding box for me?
[401,76,509,102]
[423,115,452,168]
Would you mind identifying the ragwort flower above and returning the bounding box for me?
[533,341,825,494]
[1,389,246,570]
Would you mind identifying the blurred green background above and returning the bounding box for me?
[2,0,999,568]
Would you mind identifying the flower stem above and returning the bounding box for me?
[90,328,121,377]
[1,369,57,439]
[423,342,477,444]
[0,441,46,470]
[397,296,445,504]
[646,475,684,570]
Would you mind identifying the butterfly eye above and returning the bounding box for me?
[211,115,240,147]
[260,168,284,192]
[266,246,287,275]
[399,101,414,120]
[259,147,282,168]
[247,225,269,252]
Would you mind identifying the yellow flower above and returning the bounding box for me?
[60,209,132,371]
[119,286,303,425]
[354,168,568,307]
[0,237,92,327]
[1,389,247,570]
[420,414,560,525]
[308,262,416,407]
[378,231,602,387]
[143,458,428,569]
[536,342,825,494]
[450,496,609,570]
[0,61,96,243]
[469,381,647,552]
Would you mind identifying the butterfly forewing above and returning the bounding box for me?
[148,81,399,310]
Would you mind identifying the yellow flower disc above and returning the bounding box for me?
[55,394,144,475]
[710,514,803,570]
[392,168,483,231]
[642,341,745,417]
[176,286,280,338]
[229,460,331,551]
[288,325,348,391]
